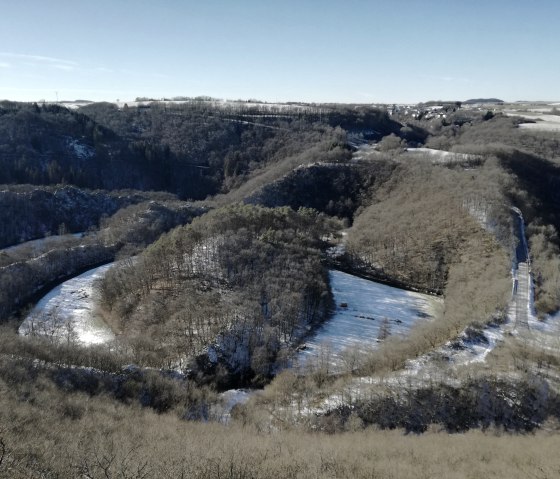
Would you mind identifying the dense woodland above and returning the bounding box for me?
[0,100,399,200]
[346,160,513,293]
[337,160,512,375]
[1,99,560,476]
[0,200,204,319]
[100,205,339,387]
[0,185,175,248]
[244,161,396,219]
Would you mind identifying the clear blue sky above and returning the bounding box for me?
[1,0,558,103]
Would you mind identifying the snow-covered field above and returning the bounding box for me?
[297,270,442,370]
[518,119,560,132]
[19,263,115,346]
[351,144,383,162]
[504,110,560,132]
[66,138,95,160]
[298,208,560,414]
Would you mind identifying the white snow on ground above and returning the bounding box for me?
[297,270,441,370]
[108,99,322,115]
[408,209,530,371]
[19,263,115,346]
[525,313,560,353]
[407,207,560,373]
[348,145,482,167]
[503,207,560,351]
[214,389,254,423]
[351,144,383,162]
[407,323,507,376]
[518,121,560,132]
[404,147,479,164]
[463,200,490,230]
[326,231,348,258]
[302,316,509,415]
[66,138,95,159]
[504,111,560,132]
[299,208,560,415]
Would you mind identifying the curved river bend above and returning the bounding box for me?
[19,263,115,345]
[19,263,441,368]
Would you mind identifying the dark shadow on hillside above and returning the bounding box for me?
[499,150,560,235]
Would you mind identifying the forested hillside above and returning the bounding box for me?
[0,100,400,200]
[0,185,175,248]
[347,159,512,292]
[416,112,560,315]
[244,160,396,219]
[0,200,204,319]
[2,99,560,477]
[100,205,340,386]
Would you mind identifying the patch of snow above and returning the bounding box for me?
[214,388,254,422]
[525,313,560,353]
[505,111,560,132]
[326,231,348,258]
[404,147,479,164]
[297,270,441,370]
[351,143,383,162]
[220,389,252,410]
[464,202,489,229]
[420,323,506,369]
[518,122,560,132]
[66,138,95,160]
[19,263,115,346]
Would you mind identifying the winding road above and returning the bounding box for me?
[509,207,536,335]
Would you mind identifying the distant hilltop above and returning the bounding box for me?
[463,98,504,105]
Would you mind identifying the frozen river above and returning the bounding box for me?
[297,270,442,369]
[19,263,442,363]
[19,263,115,345]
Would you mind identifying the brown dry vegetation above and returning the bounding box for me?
[1,359,559,479]
[420,114,560,316]
[347,159,512,291]
[0,200,202,322]
[342,159,512,373]
[4,106,560,476]
[2,324,559,479]
[527,225,560,315]
[488,339,560,382]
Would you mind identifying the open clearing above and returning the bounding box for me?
[504,110,560,132]
[297,270,442,369]
[404,147,479,163]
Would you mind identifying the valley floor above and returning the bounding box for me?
[297,270,441,370]
[19,263,115,345]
